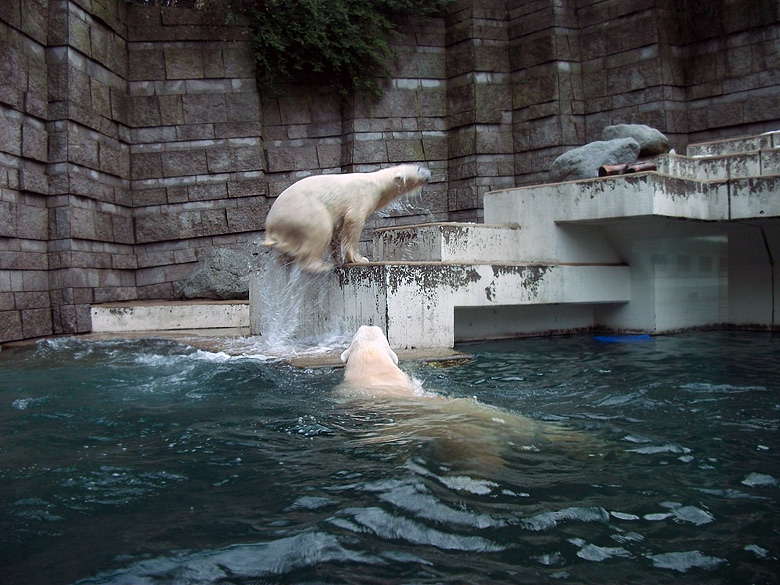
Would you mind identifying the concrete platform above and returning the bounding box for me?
[250,131,780,347]
[91,300,249,333]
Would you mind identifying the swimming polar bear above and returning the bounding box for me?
[336,326,593,471]
[339,325,415,396]
[264,164,432,272]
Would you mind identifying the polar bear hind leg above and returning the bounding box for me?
[264,207,334,272]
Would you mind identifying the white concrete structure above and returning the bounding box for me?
[91,300,249,333]
[250,132,779,349]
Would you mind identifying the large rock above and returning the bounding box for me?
[178,247,251,300]
[602,124,670,156]
[550,138,640,182]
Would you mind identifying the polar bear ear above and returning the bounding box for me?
[394,175,405,189]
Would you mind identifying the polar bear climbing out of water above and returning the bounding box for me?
[263,164,432,272]
[339,325,415,395]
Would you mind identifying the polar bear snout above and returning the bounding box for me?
[418,166,432,182]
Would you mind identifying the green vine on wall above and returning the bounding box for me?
[135,0,454,100]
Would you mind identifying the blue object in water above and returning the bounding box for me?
[593,334,653,343]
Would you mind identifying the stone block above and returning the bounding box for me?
[223,48,256,77]
[475,82,511,123]
[202,48,225,78]
[164,47,204,79]
[0,0,21,28]
[177,123,214,141]
[266,144,319,172]
[131,95,162,126]
[115,215,135,246]
[422,133,447,160]
[215,122,262,139]
[226,93,260,123]
[226,204,267,233]
[227,178,267,198]
[15,290,49,309]
[0,292,15,311]
[278,95,311,125]
[136,265,166,287]
[158,95,185,125]
[131,152,163,180]
[317,143,342,168]
[19,165,48,194]
[68,68,93,109]
[182,94,226,124]
[449,127,476,158]
[132,125,177,144]
[135,214,179,243]
[352,139,389,164]
[16,203,47,240]
[161,150,208,177]
[90,80,112,119]
[21,0,47,45]
[208,145,263,174]
[0,310,23,342]
[201,208,229,236]
[0,113,22,156]
[0,203,16,237]
[387,138,425,163]
[476,128,513,154]
[189,182,227,201]
[166,185,190,203]
[112,254,138,270]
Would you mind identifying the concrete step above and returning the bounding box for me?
[91,300,249,333]
[485,171,780,234]
[686,131,780,157]
[373,222,523,263]
[656,148,780,181]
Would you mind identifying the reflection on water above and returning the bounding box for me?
[0,332,778,584]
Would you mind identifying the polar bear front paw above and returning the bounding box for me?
[345,254,370,265]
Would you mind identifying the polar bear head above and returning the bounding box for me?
[390,164,432,197]
[339,325,413,392]
[340,325,398,365]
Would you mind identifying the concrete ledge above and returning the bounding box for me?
[91,300,249,333]
[374,222,523,263]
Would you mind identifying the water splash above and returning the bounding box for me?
[249,245,349,357]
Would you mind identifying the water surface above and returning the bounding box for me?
[1,332,778,584]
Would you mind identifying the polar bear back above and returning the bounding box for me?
[270,173,386,220]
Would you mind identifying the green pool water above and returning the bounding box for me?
[1,331,778,584]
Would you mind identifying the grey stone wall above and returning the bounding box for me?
[1,0,779,343]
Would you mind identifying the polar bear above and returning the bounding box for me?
[336,325,594,471]
[339,325,415,396]
[263,164,432,272]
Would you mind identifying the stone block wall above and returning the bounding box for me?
[125,6,264,300]
[0,0,778,343]
[1,0,51,342]
[508,0,780,186]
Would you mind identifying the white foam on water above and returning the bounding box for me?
[741,472,777,487]
[568,538,631,562]
[647,550,726,572]
[521,506,610,532]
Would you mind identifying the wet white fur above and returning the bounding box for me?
[339,325,414,395]
[263,164,431,272]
